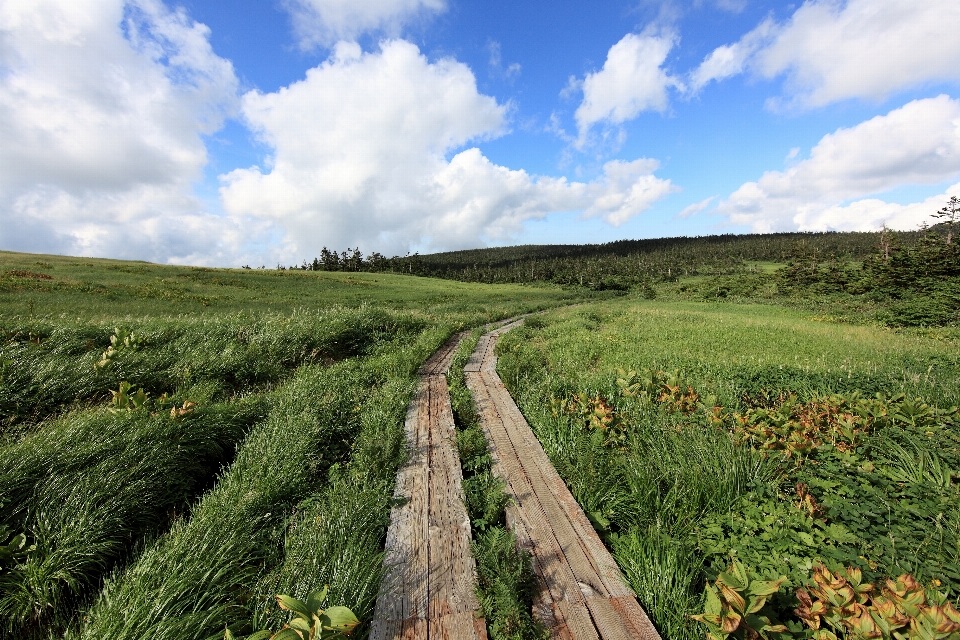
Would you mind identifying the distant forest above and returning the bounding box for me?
[267,231,902,289]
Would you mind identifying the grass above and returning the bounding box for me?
[0,384,267,636]
[495,298,960,639]
[0,250,591,639]
[0,250,589,319]
[69,344,421,640]
[1,308,423,433]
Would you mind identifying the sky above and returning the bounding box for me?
[1,0,960,267]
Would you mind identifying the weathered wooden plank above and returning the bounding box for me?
[466,372,585,608]
[431,611,489,639]
[465,324,663,640]
[372,332,487,640]
[481,372,610,599]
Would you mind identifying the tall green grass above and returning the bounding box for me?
[250,378,411,636]
[0,384,267,637]
[494,299,960,639]
[1,308,421,431]
[68,326,445,640]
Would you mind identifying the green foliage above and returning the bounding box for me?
[691,558,789,640]
[0,387,265,637]
[0,527,33,573]
[463,471,510,532]
[472,528,549,640]
[67,350,415,640]
[613,528,705,640]
[226,587,359,640]
[495,299,960,638]
[309,232,885,289]
[695,560,960,640]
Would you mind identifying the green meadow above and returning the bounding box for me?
[0,250,588,640]
[497,299,960,639]
[3,240,959,640]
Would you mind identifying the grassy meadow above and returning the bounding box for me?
[496,299,960,639]
[4,241,960,640]
[0,250,590,639]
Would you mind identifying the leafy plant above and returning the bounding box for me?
[463,471,509,532]
[691,558,789,640]
[795,563,960,640]
[95,327,139,369]
[109,381,149,412]
[226,587,359,640]
[473,528,548,640]
[616,368,702,413]
[551,392,627,446]
[0,528,32,573]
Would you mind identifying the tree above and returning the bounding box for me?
[933,195,959,244]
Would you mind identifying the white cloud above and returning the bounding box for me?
[0,0,248,264]
[688,18,774,92]
[487,40,521,80]
[574,29,683,142]
[803,184,960,232]
[676,196,716,219]
[283,0,446,49]
[584,159,680,226]
[220,40,677,255]
[691,0,960,107]
[717,96,960,232]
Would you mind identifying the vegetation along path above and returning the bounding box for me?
[470,320,662,640]
[372,318,661,639]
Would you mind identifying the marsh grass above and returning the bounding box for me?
[0,383,268,637]
[250,378,411,637]
[67,341,425,640]
[494,299,960,638]
[0,309,423,432]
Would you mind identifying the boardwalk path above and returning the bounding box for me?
[372,320,661,639]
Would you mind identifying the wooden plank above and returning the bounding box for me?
[465,325,663,640]
[480,371,609,600]
[466,373,585,607]
[372,332,488,640]
[431,611,489,640]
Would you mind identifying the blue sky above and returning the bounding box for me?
[1,0,959,266]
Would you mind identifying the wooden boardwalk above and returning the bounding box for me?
[371,321,662,640]
[370,331,487,640]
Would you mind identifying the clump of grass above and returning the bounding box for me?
[68,357,390,639]
[473,528,548,640]
[0,384,266,638]
[249,377,411,637]
[612,528,704,640]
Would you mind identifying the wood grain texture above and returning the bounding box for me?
[371,332,487,640]
[465,322,662,640]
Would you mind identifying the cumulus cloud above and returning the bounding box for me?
[806,184,960,232]
[691,0,960,107]
[283,0,446,49]
[574,29,683,142]
[716,96,960,232]
[220,40,676,255]
[0,0,250,264]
